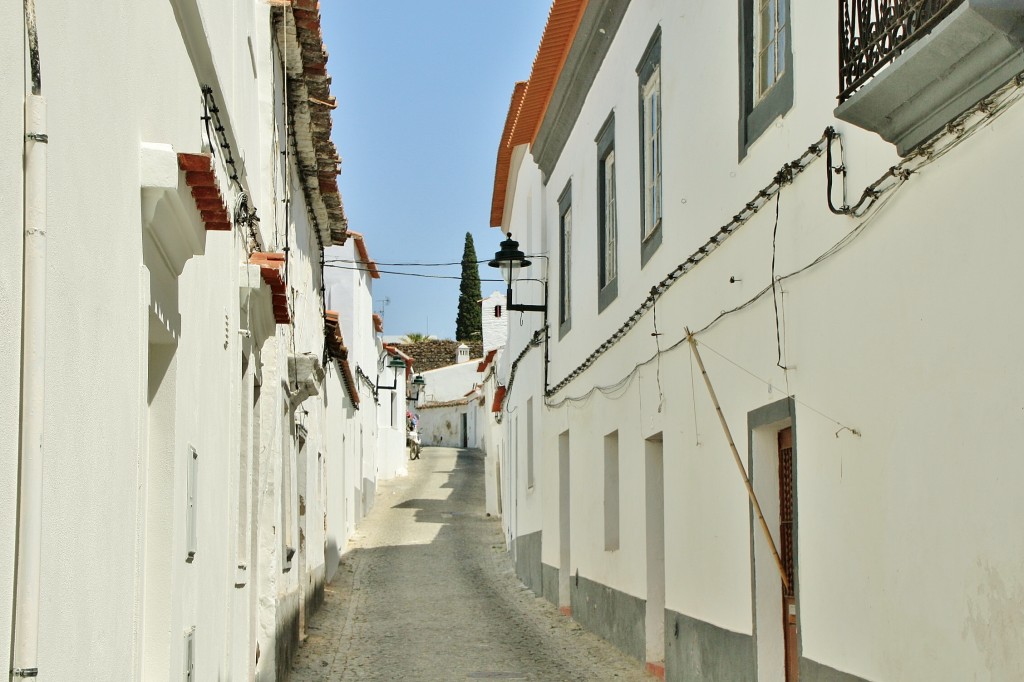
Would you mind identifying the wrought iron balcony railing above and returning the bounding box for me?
[839,0,966,102]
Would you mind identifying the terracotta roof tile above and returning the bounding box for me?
[347,231,380,279]
[340,359,360,407]
[477,348,498,372]
[179,152,234,232]
[490,0,588,227]
[324,310,348,360]
[273,4,348,246]
[249,252,290,324]
[492,385,507,413]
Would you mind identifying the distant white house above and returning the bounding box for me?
[416,292,507,455]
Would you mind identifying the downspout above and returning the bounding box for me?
[13,0,45,678]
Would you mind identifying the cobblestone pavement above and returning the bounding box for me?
[290,447,650,681]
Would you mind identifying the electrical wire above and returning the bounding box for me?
[325,258,490,267]
[324,263,504,281]
[770,182,787,371]
[542,73,1024,400]
[537,70,1024,425]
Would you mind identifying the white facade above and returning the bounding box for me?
[1,2,397,680]
[417,296,507,452]
[481,290,508,353]
[490,1,1024,681]
[416,362,482,449]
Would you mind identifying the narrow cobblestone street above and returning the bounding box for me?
[290,447,650,681]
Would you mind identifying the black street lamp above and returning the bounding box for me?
[408,374,426,402]
[487,233,546,313]
[376,354,406,391]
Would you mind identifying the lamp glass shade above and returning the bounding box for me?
[487,233,531,287]
[412,375,426,388]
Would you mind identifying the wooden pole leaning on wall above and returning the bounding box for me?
[685,327,790,592]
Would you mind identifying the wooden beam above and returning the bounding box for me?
[686,328,791,592]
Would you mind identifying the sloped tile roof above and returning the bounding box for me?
[273,1,348,246]
[490,0,589,227]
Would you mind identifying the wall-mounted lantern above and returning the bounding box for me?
[376,355,406,391]
[487,233,546,313]
[408,374,426,402]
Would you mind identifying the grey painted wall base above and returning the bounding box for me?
[664,610,754,682]
[570,573,646,662]
[542,563,559,606]
[801,658,870,682]
[512,530,543,596]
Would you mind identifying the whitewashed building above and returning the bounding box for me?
[416,293,507,452]
[489,1,1024,680]
[2,1,399,679]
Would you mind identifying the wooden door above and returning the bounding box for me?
[778,427,798,681]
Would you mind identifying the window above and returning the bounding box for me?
[596,113,618,311]
[186,445,198,561]
[558,182,572,338]
[637,28,662,266]
[494,305,502,318]
[740,0,793,158]
[756,0,786,99]
[604,431,619,551]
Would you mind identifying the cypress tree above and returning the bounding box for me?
[455,232,482,341]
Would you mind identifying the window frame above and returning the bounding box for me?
[557,181,573,339]
[637,27,663,268]
[596,112,619,312]
[739,0,793,159]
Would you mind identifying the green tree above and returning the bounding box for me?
[403,332,429,343]
[455,232,482,341]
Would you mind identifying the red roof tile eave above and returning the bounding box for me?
[492,385,508,413]
[347,231,381,279]
[274,2,349,246]
[489,0,589,228]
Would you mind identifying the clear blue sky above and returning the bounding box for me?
[320,2,551,339]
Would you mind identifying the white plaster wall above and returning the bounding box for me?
[418,401,475,448]
[0,1,24,670]
[326,247,384,529]
[30,1,201,676]
[421,360,482,403]
[10,1,357,679]
[500,1,1024,678]
[482,290,507,352]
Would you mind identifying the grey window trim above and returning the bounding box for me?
[557,182,573,339]
[595,111,618,313]
[738,0,793,160]
[637,27,662,268]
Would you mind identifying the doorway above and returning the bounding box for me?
[778,427,798,681]
[749,398,798,682]
[645,434,665,668]
[558,430,571,614]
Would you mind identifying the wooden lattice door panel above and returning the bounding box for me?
[778,427,795,596]
[778,427,799,682]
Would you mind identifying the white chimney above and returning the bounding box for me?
[456,343,470,364]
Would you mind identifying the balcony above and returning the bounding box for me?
[835,0,1024,155]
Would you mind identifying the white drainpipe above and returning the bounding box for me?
[14,0,45,677]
